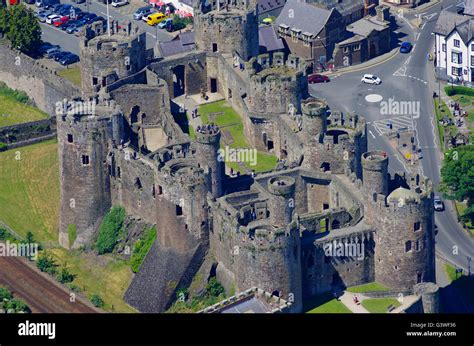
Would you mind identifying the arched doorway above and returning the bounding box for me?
[172,65,185,97]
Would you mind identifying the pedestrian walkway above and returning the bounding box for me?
[338,292,369,313]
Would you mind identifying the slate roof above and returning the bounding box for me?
[434,9,474,44]
[309,0,365,16]
[259,25,285,52]
[258,0,286,14]
[159,31,196,57]
[346,16,388,37]
[275,0,332,36]
[464,0,474,16]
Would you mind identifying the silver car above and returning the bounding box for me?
[433,196,444,211]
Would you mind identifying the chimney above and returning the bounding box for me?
[376,5,390,22]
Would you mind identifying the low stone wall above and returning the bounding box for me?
[362,288,413,298]
[0,118,56,148]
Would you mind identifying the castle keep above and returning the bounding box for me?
[56,0,436,312]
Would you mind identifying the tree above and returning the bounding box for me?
[440,145,474,223]
[2,5,41,54]
[206,277,224,297]
[36,252,58,275]
[90,294,105,308]
[0,286,13,301]
[57,267,76,284]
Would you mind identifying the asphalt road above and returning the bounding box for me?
[310,0,474,273]
[0,255,98,313]
[38,0,173,54]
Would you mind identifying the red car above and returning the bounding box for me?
[53,16,69,27]
[308,74,330,84]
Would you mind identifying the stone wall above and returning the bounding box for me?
[0,118,56,146]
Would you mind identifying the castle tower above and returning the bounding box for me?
[194,125,223,198]
[366,174,435,290]
[193,0,259,61]
[301,98,329,170]
[79,23,146,97]
[233,225,303,312]
[57,103,122,249]
[361,150,389,198]
[267,176,296,227]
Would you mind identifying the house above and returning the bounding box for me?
[275,0,346,70]
[333,5,391,67]
[433,6,474,85]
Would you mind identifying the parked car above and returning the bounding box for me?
[361,74,382,85]
[308,74,330,84]
[37,42,59,56]
[62,20,78,30]
[400,42,413,54]
[146,12,167,26]
[262,17,274,25]
[44,46,61,58]
[111,0,129,7]
[53,16,69,27]
[37,10,52,22]
[60,53,80,66]
[433,196,445,211]
[57,5,73,16]
[51,3,64,13]
[133,6,153,20]
[158,17,172,28]
[46,14,61,24]
[54,51,70,61]
[73,0,86,3]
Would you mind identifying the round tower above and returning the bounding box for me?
[193,1,259,61]
[57,105,120,249]
[301,98,329,145]
[234,224,303,312]
[267,176,296,227]
[414,282,440,313]
[361,151,389,197]
[79,26,146,96]
[194,125,223,198]
[369,184,435,290]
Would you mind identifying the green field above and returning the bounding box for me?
[0,139,59,242]
[361,298,401,313]
[58,67,81,87]
[307,299,352,313]
[346,282,390,293]
[198,100,277,173]
[0,91,48,128]
[0,140,135,312]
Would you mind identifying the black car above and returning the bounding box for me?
[61,20,78,30]
[54,51,70,61]
[51,3,64,13]
[60,53,79,66]
[37,42,59,56]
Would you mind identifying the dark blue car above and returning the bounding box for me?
[400,42,412,54]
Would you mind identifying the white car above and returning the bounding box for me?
[46,14,60,24]
[361,74,382,85]
[111,0,129,7]
[433,196,444,211]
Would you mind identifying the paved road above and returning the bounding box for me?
[0,256,98,313]
[310,0,474,273]
[38,0,173,54]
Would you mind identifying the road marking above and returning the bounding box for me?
[365,94,383,103]
[372,115,414,135]
[415,32,420,41]
[146,32,156,38]
[369,130,376,139]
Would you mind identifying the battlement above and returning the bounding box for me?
[81,20,141,48]
[248,53,307,81]
[361,151,389,170]
[267,176,296,197]
[301,98,329,117]
[155,142,193,168]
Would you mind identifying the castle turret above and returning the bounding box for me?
[194,125,223,198]
[302,98,329,146]
[193,0,259,61]
[267,176,296,226]
[57,102,122,248]
[361,150,389,197]
[366,174,435,290]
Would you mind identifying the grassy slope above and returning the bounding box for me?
[0,93,48,128]
[0,141,135,312]
[361,298,401,313]
[58,67,81,87]
[198,100,277,172]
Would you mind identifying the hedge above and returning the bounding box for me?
[445,85,474,97]
[95,206,126,255]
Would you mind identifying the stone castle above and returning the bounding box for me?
[55,0,437,312]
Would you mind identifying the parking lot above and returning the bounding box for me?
[35,0,174,56]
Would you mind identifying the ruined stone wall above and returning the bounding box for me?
[0,118,56,145]
[0,43,80,115]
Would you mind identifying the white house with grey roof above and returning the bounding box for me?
[434,7,474,85]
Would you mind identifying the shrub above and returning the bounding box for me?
[130,227,157,273]
[57,267,76,284]
[0,142,7,152]
[36,252,58,275]
[445,85,474,97]
[90,294,105,308]
[0,286,13,301]
[95,206,126,255]
[206,277,225,297]
[6,298,30,313]
[67,224,77,248]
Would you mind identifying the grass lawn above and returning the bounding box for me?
[307,298,352,313]
[452,94,474,107]
[445,263,464,283]
[198,100,277,173]
[346,282,390,293]
[0,139,59,243]
[361,298,401,313]
[454,201,474,235]
[0,93,48,128]
[0,140,135,312]
[58,67,81,87]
